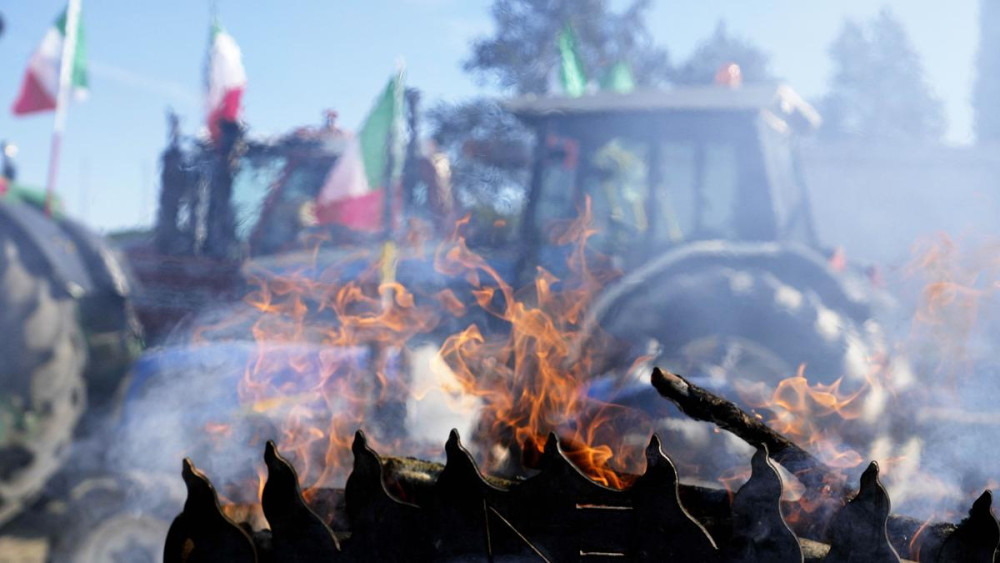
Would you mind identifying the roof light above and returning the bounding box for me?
[714,63,742,88]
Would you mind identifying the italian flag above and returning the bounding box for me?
[315,72,404,232]
[12,4,88,115]
[205,20,246,142]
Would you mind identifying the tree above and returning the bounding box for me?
[434,0,672,221]
[427,98,532,216]
[464,0,671,95]
[973,0,1000,144]
[671,20,774,85]
[820,8,945,142]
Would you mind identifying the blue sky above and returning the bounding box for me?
[0,0,978,231]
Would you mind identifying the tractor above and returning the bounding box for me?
[505,84,891,412]
[0,145,141,557]
[500,84,907,477]
[130,82,884,400]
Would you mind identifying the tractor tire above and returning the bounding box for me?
[47,472,180,563]
[57,218,144,412]
[77,294,143,412]
[0,232,87,527]
[587,265,891,477]
[601,265,876,391]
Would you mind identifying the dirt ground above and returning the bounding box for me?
[0,537,46,563]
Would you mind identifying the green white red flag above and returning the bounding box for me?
[315,72,404,232]
[205,20,246,142]
[12,4,88,115]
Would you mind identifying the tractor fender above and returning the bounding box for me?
[0,201,134,303]
[0,201,95,299]
[0,202,141,406]
[56,217,135,300]
[56,218,143,405]
[581,240,872,346]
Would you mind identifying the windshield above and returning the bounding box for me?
[759,117,816,245]
[653,139,740,242]
[231,156,287,243]
[251,155,336,255]
[533,123,751,257]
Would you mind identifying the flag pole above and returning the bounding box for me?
[379,67,404,312]
[44,0,82,216]
[382,64,404,243]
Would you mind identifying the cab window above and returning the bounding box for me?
[699,142,739,238]
[231,156,287,242]
[759,119,815,245]
[582,138,649,255]
[532,136,579,235]
[251,156,335,254]
[651,140,739,242]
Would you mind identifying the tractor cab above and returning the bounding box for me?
[506,84,822,271]
[231,134,347,256]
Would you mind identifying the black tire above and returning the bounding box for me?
[56,218,144,411]
[47,472,179,563]
[589,266,887,476]
[77,295,143,412]
[0,231,87,527]
[600,266,875,392]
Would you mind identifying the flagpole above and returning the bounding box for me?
[45,0,82,215]
[382,66,404,243]
[379,67,404,313]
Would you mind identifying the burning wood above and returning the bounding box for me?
[647,366,972,559]
[650,367,846,496]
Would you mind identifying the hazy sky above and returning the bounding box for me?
[0,0,979,231]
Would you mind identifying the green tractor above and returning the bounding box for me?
[0,144,140,530]
[506,84,889,394]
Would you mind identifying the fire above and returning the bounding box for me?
[730,363,877,524]
[191,231,444,507]
[736,364,867,473]
[906,232,1000,383]
[194,198,646,511]
[194,202,1000,521]
[434,201,646,487]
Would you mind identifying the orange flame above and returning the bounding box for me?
[196,200,647,513]
[435,200,645,487]
[733,363,873,521]
[194,229,445,506]
[736,364,867,472]
[906,232,1000,382]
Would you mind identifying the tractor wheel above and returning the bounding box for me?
[47,472,180,563]
[601,265,877,392]
[56,218,144,411]
[0,231,87,527]
[77,295,143,412]
[588,266,890,473]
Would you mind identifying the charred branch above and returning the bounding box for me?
[650,367,845,496]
